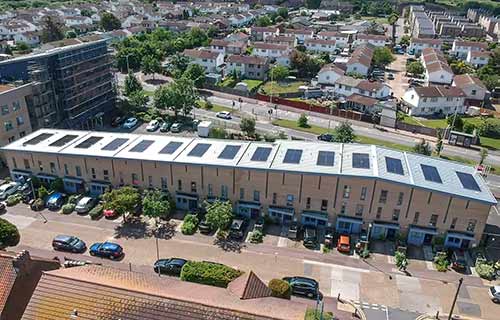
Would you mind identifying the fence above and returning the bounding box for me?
[395,121,438,137]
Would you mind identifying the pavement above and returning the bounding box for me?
[3,204,500,320]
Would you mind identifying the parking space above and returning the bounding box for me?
[386,54,410,99]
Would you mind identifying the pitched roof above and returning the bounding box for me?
[414,85,466,97]
[356,34,387,41]
[454,40,488,49]
[453,74,487,90]
[469,50,491,58]
[183,49,220,59]
[411,38,442,45]
[318,63,344,75]
[346,93,379,107]
[305,38,336,45]
[0,254,17,314]
[357,79,387,92]
[226,54,268,65]
[227,271,272,300]
[253,42,289,50]
[318,31,347,38]
[251,26,278,33]
[347,45,374,67]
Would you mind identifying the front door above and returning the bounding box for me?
[250,208,260,219]
[423,233,433,245]
[387,229,397,241]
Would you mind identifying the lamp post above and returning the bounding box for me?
[448,277,463,320]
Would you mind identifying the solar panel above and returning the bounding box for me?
[218,145,241,159]
[385,157,404,175]
[159,141,183,154]
[130,140,154,152]
[317,151,335,166]
[251,147,272,161]
[456,171,481,191]
[352,153,370,169]
[283,149,303,164]
[75,136,103,149]
[102,138,129,151]
[48,134,79,147]
[23,133,54,145]
[420,164,442,183]
[188,143,211,157]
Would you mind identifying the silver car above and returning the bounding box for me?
[75,197,97,214]
[489,286,500,303]
[0,182,19,200]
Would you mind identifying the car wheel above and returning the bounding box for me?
[89,251,95,256]
[494,298,500,304]
[109,255,115,260]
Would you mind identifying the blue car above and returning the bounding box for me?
[46,192,65,210]
[89,242,123,260]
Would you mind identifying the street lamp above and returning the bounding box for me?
[448,278,464,320]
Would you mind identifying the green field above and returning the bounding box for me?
[242,79,263,91]
[197,100,233,113]
[261,81,307,95]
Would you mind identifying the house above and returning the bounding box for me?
[353,34,387,47]
[451,40,488,59]
[334,76,391,99]
[226,31,250,43]
[225,54,269,80]
[252,42,290,60]
[317,31,349,48]
[402,86,467,116]
[13,31,40,46]
[229,13,254,27]
[345,94,381,114]
[408,38,443,55]
[466,50,490,68]
[209,39,247,55]
[452,74,489,104]
[304,38,337,54]
[345,45,374,77]
[421,48,453,85]
[281,29,314,44]
[63,15,93,27]
[183,49,224,73]
[265,35,296,47]
[317,63,345,86]
[250,26,279,41]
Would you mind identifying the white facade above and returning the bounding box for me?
[185,51,224,73]
[408,39,442,54]
[345,62,369,77]
[317,32,349,48]
[64,16,93,27]
[353,36,386,48]
[304,39,337,54]
[466,51,490,68]
[402,88,466,116]
[425,67,454,85]
[252,43,290,59]
[317,67,344,86]
[451,40,488,59]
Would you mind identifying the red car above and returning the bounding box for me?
[103,209,118,219]
[337,235,351,253]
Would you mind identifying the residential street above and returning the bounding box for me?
[3,204,500,320]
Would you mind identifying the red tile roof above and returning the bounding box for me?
[454,40,488,49]
[226,55,268,65]
[319,63,345,75]
[183,49,220,59]
[356,34,387,41]
[411,38,443,45]
[0,254,17,314]
[253,42,289,51]
[305,38,336,46]
[346,94,379,107]
[453,74,487,90]
[318,31,347,38]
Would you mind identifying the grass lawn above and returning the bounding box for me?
[219,77,236,88]
[261,81,307,95]
[144,90,155,97]
[359,16,388,25]
[197,100,234,113]
[242,79,263,91]
[479,136,500,150]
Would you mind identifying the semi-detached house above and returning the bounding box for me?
[317,31,349,48]
[304,38,337,54]
[402,86,466,116]
[334,76,391,99]
[183,49,224,73]
[345,45,374,77]
[225,55,269,80]
[408,38,443,55]
[352,34,387,48]
[451,40,488,59]
[452,74,489,104]
[421,48,453,85]
[466,50,490,68]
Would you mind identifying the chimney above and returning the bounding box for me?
[12,250,32,276]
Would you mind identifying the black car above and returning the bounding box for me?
[89,242,123,260]
[52,235,86,253]
[317,133,333,142]
[283,276,320,299]
[303,227,318,249]
[153,258,188,276]
[111,116,124,127]
[198,219,212,234]
[229,218,248,240]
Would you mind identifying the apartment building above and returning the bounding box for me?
[183,49,224,73]
[0,84,32,153]
[3,129,495,249]
[402,86,466,116]
[225,55,269,80]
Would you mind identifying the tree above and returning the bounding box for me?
[269,65,289,81]
[291,50,323,78]
[447,114,464,131]
[40,16,64,43]
[169,53,190,76]
[277,8,289,19]
[141,55,162,80]
[0,218,20,249]
[103,186,141,217]
[298,113,309,128]
[14,42,30,52]
[435,129,444,156]
[37,185,49,200]
[407,61,425,75]
[332,121,355,143]
[240,117,256,136]
[480,148,488,165]
[128,90,149,110]
[450,60,474,75]
[372,47,395,68]
[124,73,143,96]
[204,200,233,231]
[154,78,198,118]
[65,30,77,39]
[256,16,272,27]
[50,177,64,192]
[387,13,399,46]
[100,12,121,31]
[183,63,206,87]
[80,9,94,17]
[142,189,171,223]
[413,139,432,156]
[399,35,411,47]
[305,0,321,9]
[395,251,409,271]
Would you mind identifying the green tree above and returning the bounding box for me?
[183,63,206,87]
[399,35,411,47]
[103,186,141,217]
[65,30,77,39]
[298,113,309,128]
[395,251,409,271]
[14,41,30,52]
[240,117,256,136]
[270,65,289,81]
[305,0,321,9]
[128,90,149,110]
[480,148,488,165]
[209,127,229,139]
[435,129,443,156]
[372,47,395,68]
[141,55,162,80]
[256,16,272,27]
[387,13,399,46]
[413,139,432,156]
[40,16,64,43]
[332,121,355,143]
[142,189,171,223]
[277,8,289,19]
[291,50,323,78]
[37,185,49,200]
[154,78,198,118]
[450,60,474,75]
[447,114,464,131]
[100,12,121,31]
[204,200,233,231]
[80,9,94,17]
[407,61,425,75]
[0,218,20,249]
[50,177,64,192]
[124,73,143,96]
[169,53,190,76]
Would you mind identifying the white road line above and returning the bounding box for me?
[493,205,500,216]
[303,259,369,273]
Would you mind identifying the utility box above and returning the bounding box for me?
[197,121,212,138]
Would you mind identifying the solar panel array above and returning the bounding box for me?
[188,143,211,157]
[456,171,481,191]
[283,149,303,164]
[316,151,335,166]
[218,145,241,160]
[24,133,54,145]
[352,153,370,169]
[385,157,404,175]
[49,135,79,147]
[421,164,442,183]
[130,140,155,153]
[159,141,183,155]
[75,136,103,149]
[251,147,272,161]
[102,138,129,151]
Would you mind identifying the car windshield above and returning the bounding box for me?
[69,237,80,245]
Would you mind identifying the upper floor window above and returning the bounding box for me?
[379,190,388,204]
[429,214,438,227]
[1,105,9,115]
[343,185,351,199]
[12,101,21,111]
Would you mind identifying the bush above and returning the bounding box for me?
[298,113,309,128]
[6,194,22,207]
[67,194,80,204]
[89,204,103,220]
[31,198,45,211]
[37,185,49,200]
[249,230,263,243]
[433,252,450,272]
[476,262,495,280]
[62,203,75,214]
[268,279,291,299]
[180,261,242,288]
[304,308,335,320]
[181,214,199,235]
[0,217,20,249]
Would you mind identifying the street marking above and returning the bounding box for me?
[303,260,369,273]
[425,261,436,270]
[277,237,287,247]
[493,205,500,216]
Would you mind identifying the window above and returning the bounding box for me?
[360,187,367,200]
[161,177,168,190]
[23,159,30,170]
[429,214,438,227]
[376,207,382,219]
[471,89,476,96]
[148,175,152,186]
[221,185,228,199]
[12,101,20,111]
[207,184,213,197]
[38,161,43,172]
[306,197,311,209]
[413,212,420,224]
[340,203,346,214]
[286,194,294,206]
[272,192,277,205]
[132,173,139,185]
[8,136,14,143]
[379,190,388,204]
[253,190,260,202]
[16,116,24,126]
[177,180,182,191]
[12,158,16,169]
[75,166,82,177]
[343,185,351,198]
[321,199,328,211]
[450,217,457,230]
[467,219,477,232]
[355,204,364,216]
[397,192,404,206]
[392,209,400,222]
[1,105,8,115]
[191,181,197,193]
[240,188,244,200]
[4,121,13,132]
[64,164,69,175]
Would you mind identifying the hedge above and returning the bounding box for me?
[476,262,495,280]
[304,308,335,320]
[180,261,242,288]
[181,214,199,235]
[6,194,22,207]
[62,203,75,214]
[0,217,20,248]
[89,204,103,220]
[269,279,291,299]
[31,198,45,211]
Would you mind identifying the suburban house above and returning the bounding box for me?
[317,31,349,48]
[421,48,454,85]
[452,74,489,105]
[304,38,337,54]
[408,38,443,55]
[252,42,290,60]
[225,54,269,80]
[466,50,490,68]
[334,76,391,99]
[63,15,93,27]
[281,28,314,44]
[250,26,278,41]
[353,34,387,47]
[183,49,224,73]
[345,45,374,77]
[225,31,250,43]
[265,35,296,47]
[317,63,345,86]
[402,86,467,116]
[451,40,488,59]
[228,12,254,27]
[13,31,40,46]
[209,39,247,55]
[345,94,381,114]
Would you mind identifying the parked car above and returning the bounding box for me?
[337,235,351,253]
[89,242,123,260]
[46,192,65,210]
[75,197,97,214]
[122,117,138,129]
[198,219,212,234]
[52,235,86,253]
[17,183,32,196]
[282,276,320,299]
[103,209,119,219]
[489,286,500,303]
[146,119,160,132]
[0,182,19,200]
[317,133,333,142]
[153,258,188,276]
[170,123,182,133]
[324,227,334,247]
[450,250,467,272]
[303,227,318,249]
[111,116,124,127]
[229,218,247,240]
[288,222,299,240]
[216,111,232,119]
[160,121,172,132]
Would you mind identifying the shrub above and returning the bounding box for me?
[62,203,75,214]
[250,230,263,243]
[180,261,242,288]
[304,308,335,320]
[181,214,199,235]
[31,198,45,211]
[298,113,309,128]
[37,186,49,200]
[89,204,103,220]
[0,217,20,249]
[476,262,495,280]
[67,194,80,204]
[268,279,291,299]
[433,252,449,272]
[6,194,22,207]
[216,229,228,240]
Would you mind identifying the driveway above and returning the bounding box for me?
[386,53,409,99]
